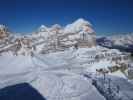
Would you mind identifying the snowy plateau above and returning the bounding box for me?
[0,18,133,100]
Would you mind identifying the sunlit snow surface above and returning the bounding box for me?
[0,49,105,100]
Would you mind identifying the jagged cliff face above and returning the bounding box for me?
[0,25,9,39]
[0,18,96,55]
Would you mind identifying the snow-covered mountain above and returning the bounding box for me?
[110,33,133,47]
[0,18,96,55]
[64,18,94,33]
[97,33,133,52]
[0,19,133,100]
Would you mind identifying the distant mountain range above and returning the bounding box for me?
[0,18,133,56]
[0,18,96,55]
[97,33,133,52]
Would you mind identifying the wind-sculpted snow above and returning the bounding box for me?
[0,46,132,100]
[64,18,94,34]
[0,50,105,100]
[0,56,37,89]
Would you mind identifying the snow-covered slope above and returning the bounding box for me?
[0,44,131,100]
[0,45,132,99]
[0,50,106,100]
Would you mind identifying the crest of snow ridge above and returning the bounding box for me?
[36,18,95,34]
[64,18,94,34]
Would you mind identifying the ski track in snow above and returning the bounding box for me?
[0,53,105,100]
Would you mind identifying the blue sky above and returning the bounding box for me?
[0,0,133,35]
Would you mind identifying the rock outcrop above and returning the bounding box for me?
[0,25,9,39]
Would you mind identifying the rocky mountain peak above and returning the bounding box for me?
[0,24,9,39]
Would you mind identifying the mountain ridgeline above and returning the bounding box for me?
[0,18,96,55]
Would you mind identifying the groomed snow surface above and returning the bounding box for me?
[0,49,105,100]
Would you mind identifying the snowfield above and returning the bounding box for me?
[0,49,106,100]
[0,46,133,100]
